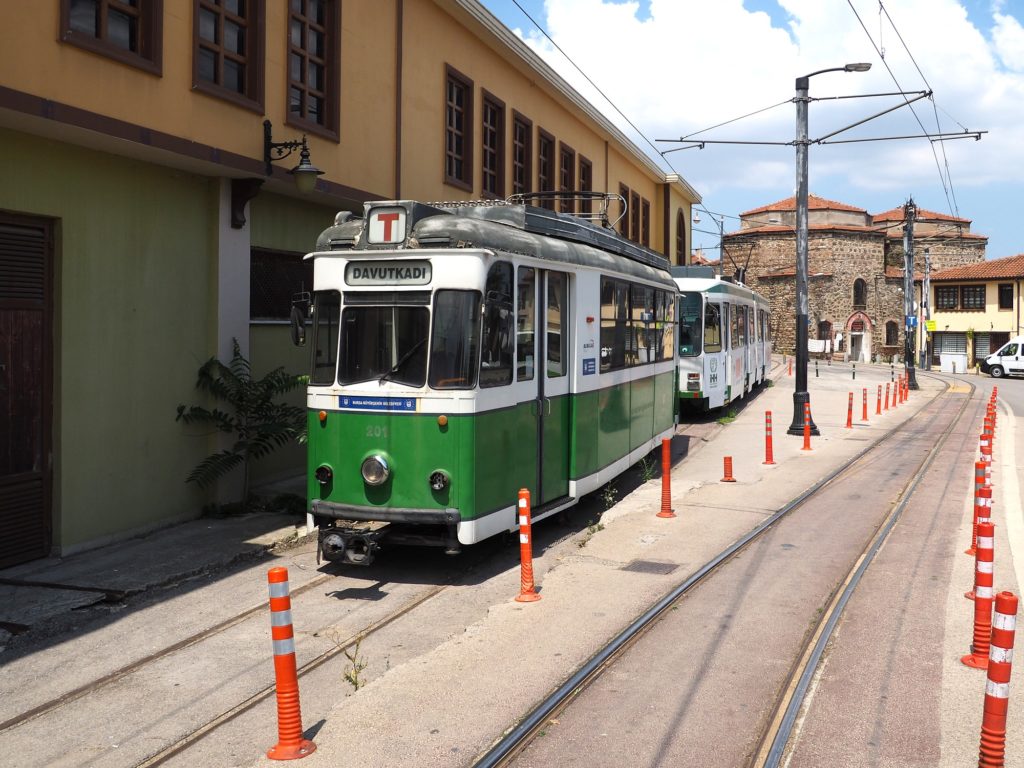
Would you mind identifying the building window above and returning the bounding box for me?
[60,0,163,74]
[537,129,555,209]
[618,184,630,238]
[640,198,650,247]
[936,285,958,310]
[558,143,575,213]
[193,0,265,112]
[287,0,339,138]
[885,320,898,346]
[512,112,532,196]
[250,248,313,320]
[999,283,1014,310]
[481,92,505,199]
[961,285,985,310]
[853,278,867,309]
[676,209,686,262]
[630,191,640,243]
[444,65,473,191]
[579,156,592,215]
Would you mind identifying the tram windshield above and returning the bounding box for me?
[678,292,702,357]
[339,304,428,386]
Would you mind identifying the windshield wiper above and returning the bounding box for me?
[378,338,426,384]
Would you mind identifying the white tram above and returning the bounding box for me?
[674,266,772,411]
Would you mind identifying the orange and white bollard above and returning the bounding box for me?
[981,433,994,488]
[968,486,993,599]
[801,401,812,451]
[845,392,854,429]
[967,461,987,557]
[963,521,996,669]
[978,591,1018,767]
[657,438,676,518]
[876,384,882,416]
[862,388,868,422]
[266,567,316,761]
[788,357,793,376]
[721,456,737,483]
[515,488,541,602]
[764,411,776,465]
[884,383,891,412]
[893,379,900,409]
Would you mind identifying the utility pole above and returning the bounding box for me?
[903,199,919,389]
[923,247,931,370]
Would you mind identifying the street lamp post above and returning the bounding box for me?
[787,62,871,437]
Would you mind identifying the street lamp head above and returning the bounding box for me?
[844,62,872,72]
[692,211,701,224]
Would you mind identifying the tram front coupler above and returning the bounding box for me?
[317,525,385,566]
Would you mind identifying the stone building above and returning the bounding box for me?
[722,195,987,361]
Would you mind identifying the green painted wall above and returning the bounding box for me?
[0,128,214,550]
[249,192,337,254]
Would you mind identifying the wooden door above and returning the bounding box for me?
[0,214,52,568]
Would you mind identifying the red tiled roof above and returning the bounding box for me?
[930,253,1024,281]
[725,224,883,237]
[872,206,970,224]
[741,194,866,217]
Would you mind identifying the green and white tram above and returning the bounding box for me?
[674,266,772,411]
[297,199,676,565]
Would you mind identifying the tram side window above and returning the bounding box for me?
[659,290,674,361]
[480,262,514,387]
[429,290,480,389]
[517,267,536,381]
[547,271,568,377]
[704,302,722,353]
[678,292,702,357]
[600,277,628,372]
[311,290,341,385]
[630,284,655,365]
[731,304,743,348]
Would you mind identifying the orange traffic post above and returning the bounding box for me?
[788,357,793,376]
[763,411,776,466]
[967,461,987,557]
[845,392,853,429]
[721,456,736,483]
[968,486,994,598]
[981,433,994,488]
[978,591,1018,767]
[963,521,996,669]
[657,438,676,518]
[892,379,899,409]
[266,567,316,761]
[862,388,868,423]
[801,401,812,451]
[876,384,882,415]
[884,383,891,412]
[515,488,541,601]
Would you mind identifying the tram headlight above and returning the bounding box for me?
[314,464,333,485]
[361,455,390,486]
[429,470,450,491]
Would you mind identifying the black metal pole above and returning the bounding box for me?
[904,199,919,389]
[788,75,819,435]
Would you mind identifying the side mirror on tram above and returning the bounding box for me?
[289,304,307,347]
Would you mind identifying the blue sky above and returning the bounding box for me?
[479,0,1024,261]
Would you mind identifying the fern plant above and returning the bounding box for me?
[176,339,306,502]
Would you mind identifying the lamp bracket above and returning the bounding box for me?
[263,119,306,176]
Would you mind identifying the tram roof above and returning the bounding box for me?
[673,273,769,304]
[311,200,675,286]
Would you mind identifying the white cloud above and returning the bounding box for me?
[508,0,1024,206]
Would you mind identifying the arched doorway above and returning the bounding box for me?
[845,311,873,363]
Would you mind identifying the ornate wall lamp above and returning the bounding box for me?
[263,119,324,194]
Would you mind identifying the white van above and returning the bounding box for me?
[984,336,1024,378]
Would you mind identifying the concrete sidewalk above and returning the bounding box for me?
[248,360,972,768]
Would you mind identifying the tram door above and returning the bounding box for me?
[517,267,571,506]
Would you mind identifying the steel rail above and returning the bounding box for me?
[757,371,977,766]
[0,570,336,734]
[134,583,448,767]
[472,372,969,768]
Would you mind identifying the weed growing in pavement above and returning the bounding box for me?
[716,408,738,425]
[636,454,656,483]
[766,379,775,388]
[577,520,605,548]
[600,481,618,509]
[342,638,368,691]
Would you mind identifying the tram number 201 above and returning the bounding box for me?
[365,425,390,438]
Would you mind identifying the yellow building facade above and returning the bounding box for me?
[0,0,698,564]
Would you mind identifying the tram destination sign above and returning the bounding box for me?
[345,260,431,286]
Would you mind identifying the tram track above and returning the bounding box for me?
[474,372,981,768]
